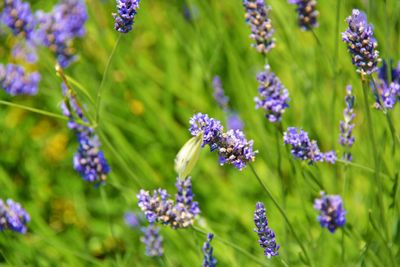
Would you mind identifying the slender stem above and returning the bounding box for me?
[95,34,122,125]
[331,0,342,146]
[249,164,313,267]
[361,79,387,238]
[0,100,69,122]
[192,226,269,267]
[336,159,389,179]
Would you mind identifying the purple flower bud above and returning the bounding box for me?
[288,0,319,31]
[283,127,336,164]
[314,192,346,233]
[0,198,30,234]
[254,202,279,258]
[243,0,275,54]
[113,0,140,33]
[0,63,40,95]
[342,9,380,76]
[202,233,217,267]
[140,224,163,257]
[255,65,290,123]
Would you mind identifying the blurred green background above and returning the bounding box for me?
[1,0,400,266]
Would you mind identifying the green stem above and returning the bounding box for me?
[95,34,122,125]
[361,78,387,237]
[336,158,389,179]
[249,164,313,267]
[192,226,269,267]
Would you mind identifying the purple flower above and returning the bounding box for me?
[374,61,400,109]
[254,202,279,258]
[189,113,223,148]
[36,0,87,68]
[0,198,30,234]
[283,127,336,164]
[113,0,140,33]
[0,63,40,95]
[137,177,200,229]
[342,9,380,76]
[254,65,290,122]
[140,224,164,257]
[1,0,36,39]
[288,0,318,31]
[314,192,346,233]
[339,85,355,161]
[242,0,275,54]
[217,129,257,170]
[189,113,256,170]
[212,76,229,110]
[62,83,110,184]
[202,233,217,267]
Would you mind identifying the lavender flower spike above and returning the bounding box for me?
[288,0,319,31]
[1,0,36,39]
[283,127,336,164]
[36,0,88,68]
[189,113,223,148]
[62,83,110,184]
[0,64,40,95]
[243,0,275,54]
[339,85,355,161]
[0,198,30,234]
[189,113,256,170]
[255,65,290,122]
[342,9,380,77]
[254,202,279,258]
[137,177,200,229]
[140,224,164,257]
[202,233,217,267]
[113,0,140,33]
[217,129,257,170]
[314,191,346,233]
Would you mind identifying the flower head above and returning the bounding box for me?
[189,113,223,148]
[36,0,87,68]
[283,127,336,164]
[342,9,380,76]
[254,202,279,258]
[288,0,318,31]
[1,0,36,39]
[217,129,256,170]
[314,192,346,233]
[374,60,400,109]
[141,224,164,257]
[189,113,256,170]
[0,63,40,95]
[113,0,140,33]
[137,177,200,229]
[61,83,110,185]
[0,198,30,234]
[255,65,290,122]
[202,233,217,267]
[243,0,275,54]
[339,85,355,161]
